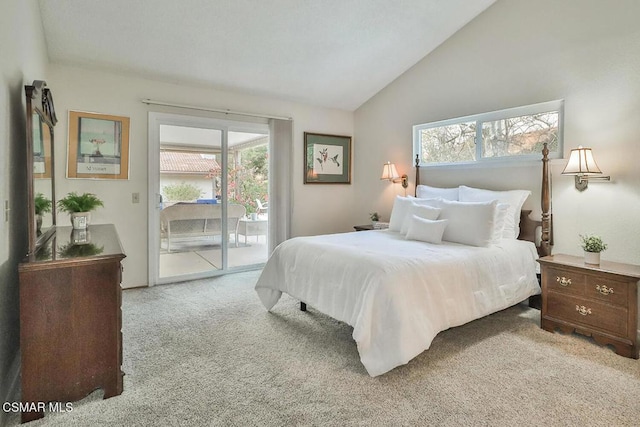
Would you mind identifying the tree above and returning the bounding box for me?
[228,145,268,213]
[162,182,203,202]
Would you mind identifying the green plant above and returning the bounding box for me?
[580,234,608,253]
[58,243,104,258]
[34,193,52,215]
[227,145,268,214]
[162,182,203,202]
[370,212,379,222]
[57,192,104,213]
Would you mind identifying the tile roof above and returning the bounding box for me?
[160,151,221,174]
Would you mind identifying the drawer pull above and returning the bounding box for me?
[595,285,614,296]
[575,305,592,316]
[556,276,572,287]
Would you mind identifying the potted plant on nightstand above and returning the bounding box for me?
[34,193,52,234]
[57,192,104,230]
[370,212,379,227]
[580,234,607,265]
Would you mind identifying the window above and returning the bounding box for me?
[413,100,563,166]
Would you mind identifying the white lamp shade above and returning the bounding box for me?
[562,147,603,175]
[381,162,400,180]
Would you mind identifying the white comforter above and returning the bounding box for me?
[255,230,540,376]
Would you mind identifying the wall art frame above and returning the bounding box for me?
[304,132,351,184]
[67,110,130,180]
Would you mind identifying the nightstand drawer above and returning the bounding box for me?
[585,275,629,307]
[546,267,585,296]
[546,292,628,337]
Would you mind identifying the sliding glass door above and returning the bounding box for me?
[148,113,269,285]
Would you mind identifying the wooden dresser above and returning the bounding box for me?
[538,254,640,359]
[19,224,126,423]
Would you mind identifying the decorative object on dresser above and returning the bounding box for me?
[538,254,639,359]
[57,192,104,229]
[579,234,608,265]
[19,224,126,423]
[561,146,611,191]
[33,193,52,235]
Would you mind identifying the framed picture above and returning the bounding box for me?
[67,111,130,180]
[304,132,351,184]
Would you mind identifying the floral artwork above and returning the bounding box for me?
[314,144,343,175]
[304,132,351,184]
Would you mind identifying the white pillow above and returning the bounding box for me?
[400,203,441,235]
[438,199,498,247]
[459,185,530,239]
[405,216,449,244]
[388,196,440,232]
[492,203,510,244]
[416,184,459,200]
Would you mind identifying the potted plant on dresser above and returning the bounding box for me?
[57,192,104,229]
[580,234,607,265]
[34,193,52,234]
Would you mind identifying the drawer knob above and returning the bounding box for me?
[595,285,613,296]
[575,305,592,316]
[556,276,572,287]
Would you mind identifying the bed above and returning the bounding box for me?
[255,144,552,376]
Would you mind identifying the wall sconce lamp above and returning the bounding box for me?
[380,161,408,189]
[561,146,610,191]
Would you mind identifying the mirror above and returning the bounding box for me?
[26,80,57,255]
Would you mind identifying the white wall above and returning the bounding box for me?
[0,0,50,415]
[49,64,354,287]
[354,0,640,265]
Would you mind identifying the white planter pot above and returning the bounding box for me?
[71,212,91,230]
[584,251,600,265]
[71,228,91,244]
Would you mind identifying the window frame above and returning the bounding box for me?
[412,100,564,167]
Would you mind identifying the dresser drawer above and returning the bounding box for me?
[546,267,585,296]
[585,275,629,307]
[546,292,628,337]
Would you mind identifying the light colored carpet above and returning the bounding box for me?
[7,270,640,426]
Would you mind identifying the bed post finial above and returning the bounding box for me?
[540,143,552,257]
[414,154,420,197]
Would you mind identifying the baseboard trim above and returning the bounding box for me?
[0,352,20,426]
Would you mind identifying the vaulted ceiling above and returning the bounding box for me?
[38,0,495,111]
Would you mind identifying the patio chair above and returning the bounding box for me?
[256,199,268,215]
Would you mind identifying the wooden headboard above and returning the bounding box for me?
[414,143,553,257]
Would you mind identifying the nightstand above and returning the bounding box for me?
[353,224,374,231]
[354,222,389,231]
[538,254,640,359]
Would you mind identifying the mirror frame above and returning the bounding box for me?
[26,80,58,255]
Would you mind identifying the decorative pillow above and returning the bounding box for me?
[492,203,510,244]
[388,196,440,232]
[416,184,459,200]
[405,216,449,244]
[438,199,498,247]
[400,203,441,235]
[458,186,530,239]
